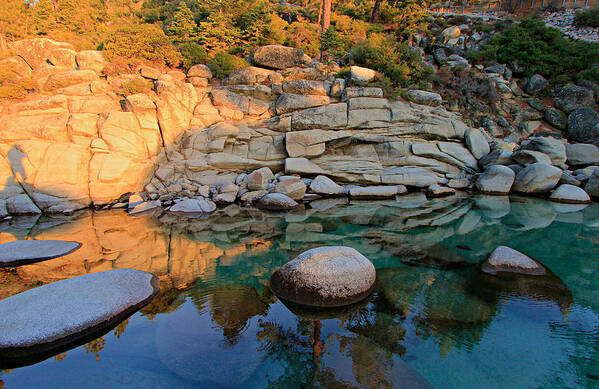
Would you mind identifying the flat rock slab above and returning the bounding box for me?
[0,240,82,268]
[0,269,159,366]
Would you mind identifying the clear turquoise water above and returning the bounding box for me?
[0,194,598,388]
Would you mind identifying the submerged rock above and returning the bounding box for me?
[0,240,81,268]
[0,269,158,366]
[269,246,376,307]
[476,247,573,311]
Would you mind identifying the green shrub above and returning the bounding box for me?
[575,7,599,28]
[208,51,249,79]
[102,24,181,67]
[122,78,153,95]
[469,18,599,82]
[351,34,433,87]
[179,42,208,69]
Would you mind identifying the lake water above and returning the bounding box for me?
[0,193,598,388]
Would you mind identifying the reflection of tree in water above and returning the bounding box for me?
[140,287,186,321]
[84,336,106,362]
[257,318,316,388]
[345,295,407,356]
[113,317,130,339]
[190,284,270,345]
[53,352,67,362]
[376,267,496,355]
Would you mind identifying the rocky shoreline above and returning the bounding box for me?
[0,34,598,219]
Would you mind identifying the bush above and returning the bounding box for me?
[469,18,599,82]
[575,7,599,28]
[102,24,181,67]
[179,42,208,69]
[122,78,153,95]
[351,34,433,87]
[208,51,249,79]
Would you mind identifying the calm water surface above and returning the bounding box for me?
[0,193,598,388]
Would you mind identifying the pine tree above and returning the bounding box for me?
[34,0,56,35]
[167,2,197,42]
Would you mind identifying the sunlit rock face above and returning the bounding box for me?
[0,37,485,217]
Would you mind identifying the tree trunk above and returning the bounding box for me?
[370,0,382,23]
[320,0,331,33]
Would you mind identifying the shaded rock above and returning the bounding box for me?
[549,184,591,204]
[0,269,158,365]
[310,175,345,196]
[513,163,562,193]
[544,108,567,130]
[274,178,306,200]
[475,165,515,195]
[479,149,513,169]
[253,45,310,70]
[525,74,548,95]
[350,66,377,86]
[282,79,327,96]
[585,171,599,197]
[247,167,274,190]
[269,246,376,307]
[222,66,272,85]
[554,84,594,113]
[0,240,81,268]
[239,190,267,204]
[276,93,329,114]
[465,128,490,160]
[407,90,442,107]
[349,185,404,199]
[169,198,216,214]
[566,143,599,166]
[256,193,298,210]
[426,184,455,198]
[342,87,384,99]
[6,195,42,215]
[292,103,348,130]
[527,98,545,111]
[129,200,162,215]
[521,136,566,165]
[568,108,599,145]
[512,150,552,165]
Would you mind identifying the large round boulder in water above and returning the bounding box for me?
[0,269,158,366]
[270,246,376,307]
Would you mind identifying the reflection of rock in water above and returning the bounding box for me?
[346,308,407,356]
[472,264,574,313]
[278,295,370,321]
[189,285,269,345]
[314,335,433,389]
[376,267,495,325]
[155,300,263,388]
